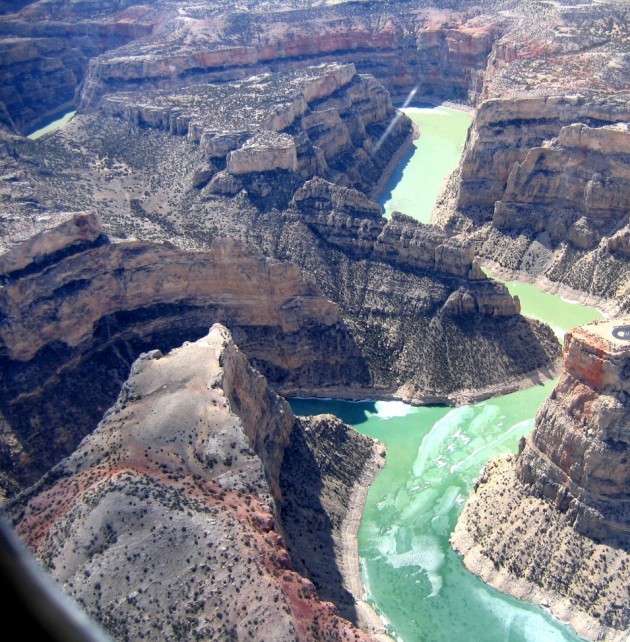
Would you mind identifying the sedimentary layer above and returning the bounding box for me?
[97,62,412,198]
[0,213,369,495]
[7,324,381,641]
[0,1,157,133]
[453,318,630,641]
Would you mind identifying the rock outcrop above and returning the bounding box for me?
[0,213,369,495]
[7,324,381,641]
[98,62,413,198]
[0,1,504,136]
[518,319,630,545]
[453,317,630,641]
[3,0,630,316]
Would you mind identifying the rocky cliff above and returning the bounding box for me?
[0,1,157,133]
[452,317,630,641]
[97,62,413,198]
[7,324,382,641]
[0,202,560,498]
[0,0,507,136]
[0,53,560,424]
[75,3,499,114]
[0,213,369,496]
[435,0,630,309]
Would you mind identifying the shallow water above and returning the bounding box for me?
[290,104,605,641]
[378,106,472,223]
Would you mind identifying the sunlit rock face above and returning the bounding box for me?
[453,318,630,642]
[96,62,412,198]
[518,319,630,545]
[7,324,380,642]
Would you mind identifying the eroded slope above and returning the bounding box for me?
[8,324,382,641]
[453,318,630,641]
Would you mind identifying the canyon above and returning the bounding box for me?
[0,58,560,496]
[0,0,629,640]
[452,318,630,642]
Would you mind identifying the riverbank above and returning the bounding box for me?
[281,358,561,409]
[390,95,475,116]
[451,456,629,642]
[421,360,563,406]
[482,260,618,318]
[339,440,392,641]
[369,118,420,202]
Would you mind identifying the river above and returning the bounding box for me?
[378,105,472,222]
[290,105,604,642]
[27,109,76,140]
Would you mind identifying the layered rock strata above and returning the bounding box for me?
[0,1,504,135]
[0,72,560,431]
[75,3,500,113]
[98,62,413,198]
[0,1,157,132]
[453,318,630,641]
[7,324,381,641]
[3,0,630,316]
[0,213,369,495]
[436,0,630,308]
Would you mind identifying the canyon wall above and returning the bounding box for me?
[0,1,504,135]
[438,0,630,308]
[453,318,630,641]
[451,93,630,309]
[0,200,560,497]
[0,55,560,440]
[7,324,381,641]
[0,1,157,132]
[0,213,369,495]
[76,3,499,113]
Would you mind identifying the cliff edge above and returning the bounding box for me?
[7,324,384,641]
[452,318,630,641]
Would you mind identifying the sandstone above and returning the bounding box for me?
[453,317,630,641]
[0,0,562,498]
[518,319,630,544]
[0,4,156,132]
[449,92,630,309]
[226,132,298,175]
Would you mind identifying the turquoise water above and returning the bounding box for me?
[491,275,603,343]
[290,104,605,642]
[290,283,601,641]
[27,110,76,139]
[378,106,472,223]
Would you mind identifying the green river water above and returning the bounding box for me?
[378,106,473,222]
[291,106,604,642]
[27,110,76,139]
